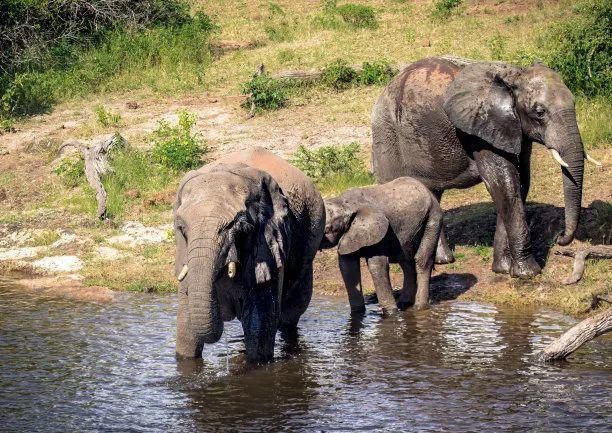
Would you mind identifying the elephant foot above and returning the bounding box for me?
[380,305,400,316]
[492,254,511,274]
[510,257,541,279]
[350,304,366,315]
[435,248,455,265]
[413,302,429,311]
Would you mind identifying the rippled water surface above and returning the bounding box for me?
[1,278,610,432]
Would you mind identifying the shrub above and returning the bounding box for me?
[431,0,462,20]
[151,110,207,171]
[321,60,358,90]
[359,60,397,85]
[53,156,86,189]
[540,0,611,98]
[335,4,378,29]
[95,106,123,128]
[292,143,373,195]
[487,35,507,61]
[242,73,290,112]
[0,73,53,118]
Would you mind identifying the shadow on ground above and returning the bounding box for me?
[444,199,612,266]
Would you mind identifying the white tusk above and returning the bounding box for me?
[228,261,236,278]
[550,149,569,168]
[177,265,189,282]
[585,153,602,166]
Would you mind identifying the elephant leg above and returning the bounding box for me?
[397,259,416,309]
[279,262,314,340]
[242,283,279,364]
[339,254,366,314]
[432,190,455,264]
[493,143,532,274]
[366,255,398,314]
[413,207,442,310]
[176,284,204,358]
[473,147,541,278]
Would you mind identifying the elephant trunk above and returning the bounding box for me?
[547,110,585,246]
[187,236,223,344]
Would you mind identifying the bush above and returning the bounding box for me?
[242,73,290,112]
[358,60,397,85]
[321,60,358,90]
[541,0,611,98]
[431,0,462,20]
[95,106,123,128]
[151,110,207,171]
[0,73,53,118]
[487,35,507,61]
[53,156,86,189]
[335,4,378,29]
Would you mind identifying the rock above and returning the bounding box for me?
[50,231,78,248]
[107,221,170,246]
[95,246,124,261]
[31,256,83,274]
[0,247,41,261]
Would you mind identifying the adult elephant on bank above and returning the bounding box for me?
[174,147,325,362]
[372,57,596,278]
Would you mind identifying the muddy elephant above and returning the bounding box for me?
[173,147,325,363]
[372,57,596,278]
[320,177,442,312]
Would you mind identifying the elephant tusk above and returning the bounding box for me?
[585,153,602,167]
[177,265,189,282]
[550,149,569,168]
[228,261,236,278]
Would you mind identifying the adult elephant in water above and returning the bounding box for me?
[372,57,596,278]
[173,147,325,363]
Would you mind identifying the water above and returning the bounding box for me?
[0,278,610,432]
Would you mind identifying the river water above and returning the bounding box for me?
[0,277,610,432]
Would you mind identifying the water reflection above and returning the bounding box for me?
[0,279,610,432]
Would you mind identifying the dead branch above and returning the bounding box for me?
[537,308,612,362]
[83,133,126,219]
[555,245,612,284]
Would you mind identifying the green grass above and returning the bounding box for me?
[576,97,612,149]
[94,105,123,128]
[431,0,462,21]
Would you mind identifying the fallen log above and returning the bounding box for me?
[555,245,612,285]
[270,62,408,81]
[537,308,612,362]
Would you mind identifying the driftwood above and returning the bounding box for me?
[57,133,125,219]
[555,245,612,285]
[538,308,612,362]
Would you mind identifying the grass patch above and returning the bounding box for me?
[151,110,208,171]
[241,73,291,112]
[94,105,123,128]
[53,156,86,189]
[292,143,373,195]
[576,97,612,150]
[335,3,378,29]
[431,0,462,21]
[27,230,61,247]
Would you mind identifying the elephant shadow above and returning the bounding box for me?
[444,199,612,267]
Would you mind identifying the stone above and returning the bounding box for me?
[107,221,170,246]
[0,247,41,261]
[95,246,123,261]
[31,256,83,274]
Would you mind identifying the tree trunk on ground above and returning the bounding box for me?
[555,245,612,284]
[537,308,612,362]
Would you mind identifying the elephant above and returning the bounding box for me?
[372,56,597,278]
[320,177,442,312]
[173,147,325,363]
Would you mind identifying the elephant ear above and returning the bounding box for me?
[248,174,291,285]
[338,208,389,255]
[443,63,523,155]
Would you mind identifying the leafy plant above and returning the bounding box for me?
[292,143,373,195]
[53,156,86,188]
[431,0,462,20]
[487,34,507,60]
[242,73,290,112]
[335,4,378,29]
[151,110,207,171]
[540,0,611,97]
[321,60,358,90]
[94,105,123,128]
[358,60,397,85]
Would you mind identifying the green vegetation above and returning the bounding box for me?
[151,110,208,171]
[242,73,291,112]
[264,3,295,42]
[95,106,123,128]
[541,0,611,98]
[53,157,86,189]
[321,60,359,90]
[335,4,378,29]
[292,143,373,195]
[431,0,462,20]
[0,0,217,123]
[27,230,61,247]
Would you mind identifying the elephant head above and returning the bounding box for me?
[174,163,290,361]
[443,62,593,245]
[321,198,389,254]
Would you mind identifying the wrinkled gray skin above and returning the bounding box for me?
[174,147,325,363]
[372,57,585,278]
[320,177,442,312]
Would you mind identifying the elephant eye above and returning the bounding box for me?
[534,105,546,118]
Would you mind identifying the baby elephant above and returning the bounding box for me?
[320,177,442,313]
